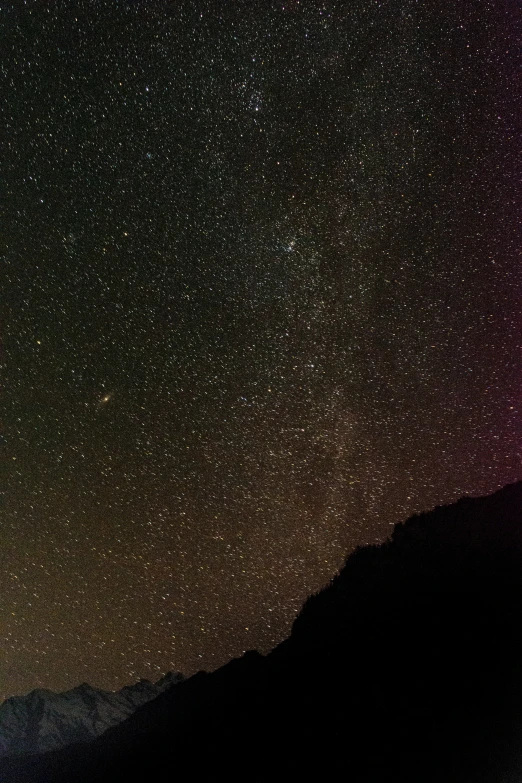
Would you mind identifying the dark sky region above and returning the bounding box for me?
[2,0,521,701]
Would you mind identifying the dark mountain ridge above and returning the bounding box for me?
[3,481,522,782]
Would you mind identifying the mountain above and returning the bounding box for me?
[0,672,183,758]
[3,482,522,782]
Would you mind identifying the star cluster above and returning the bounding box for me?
[2,0,520,699]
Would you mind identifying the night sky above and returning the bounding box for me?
[3,0,521,701]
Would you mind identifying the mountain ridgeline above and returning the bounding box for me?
[0,673,184,758]
[3,482,522,782]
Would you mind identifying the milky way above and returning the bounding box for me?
[3,0,521,700]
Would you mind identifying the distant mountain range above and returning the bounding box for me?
[0,672,183,757]
[3,482,522,782]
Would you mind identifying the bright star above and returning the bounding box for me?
[97,393,113,407]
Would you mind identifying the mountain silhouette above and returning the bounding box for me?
[3,481,522,782]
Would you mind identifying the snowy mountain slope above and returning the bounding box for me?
[0,671,183,757]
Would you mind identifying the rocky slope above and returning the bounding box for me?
[0,672,183,757]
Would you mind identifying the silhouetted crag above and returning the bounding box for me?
[3,482,522,782]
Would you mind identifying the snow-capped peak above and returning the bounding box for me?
[0,672,184,758]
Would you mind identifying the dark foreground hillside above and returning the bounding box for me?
[4,482,522,782]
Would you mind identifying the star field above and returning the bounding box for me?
[2,0,521,700]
